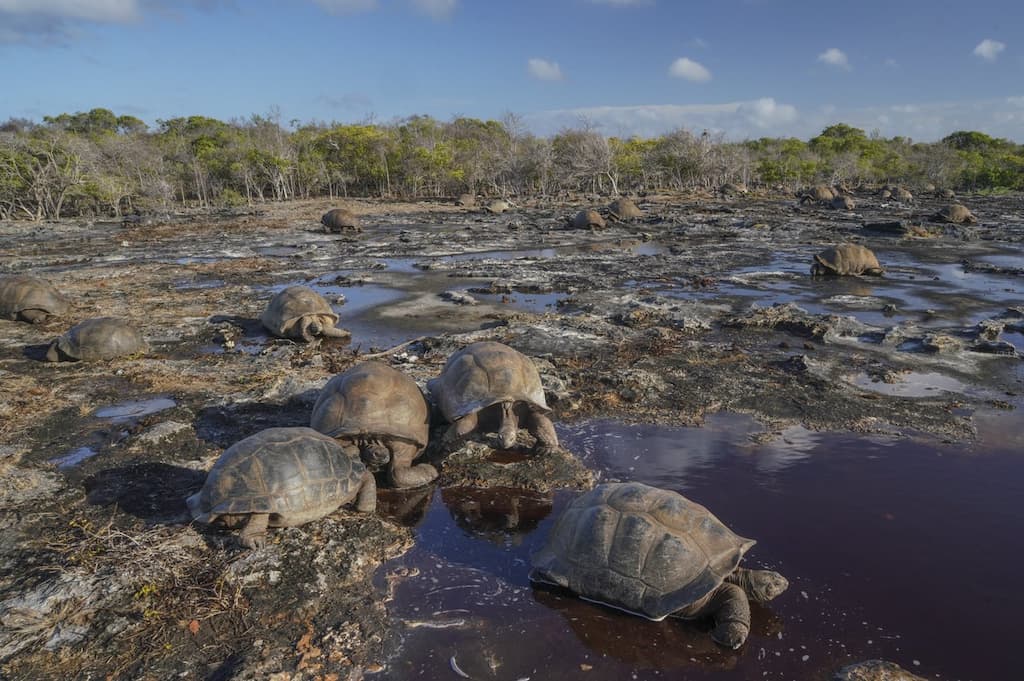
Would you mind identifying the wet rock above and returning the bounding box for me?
[920,333,964,354]
[833,659,927,681]
[437,441,593,492]
[137,420,192,444]
[970,339,1017,356]
[0,573,103,660]
[439,290,478,306]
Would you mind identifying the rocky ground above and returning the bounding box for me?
[1,188,1021,679]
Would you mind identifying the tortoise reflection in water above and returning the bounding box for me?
[530,482,788,649]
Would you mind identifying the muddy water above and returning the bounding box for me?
[376,412,1023,680]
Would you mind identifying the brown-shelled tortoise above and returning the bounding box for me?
[892,187,914,202]
[800,184,834,204]
[261,285,350,342]
[811,243,884,276]
[428,341,559,454]
[46,317,146,362]
[530,482,789,649]
[932,203,977,224]
[0,274,69,323]
[310,361,435,488]
[320,208,362,233]
[187,426,376,549]
[483,200,511,214]
[608,197,643,221]
[456,193,476,207]
[830,194,855,210]
[570,209,607,229]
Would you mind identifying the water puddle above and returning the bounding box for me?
[173,278,225,290]
[377,412,1024,680]
[48,446,99,469]
[847,370,973,398]
[93,397,176,422]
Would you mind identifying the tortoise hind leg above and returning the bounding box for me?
[523,408,559,455]
[354,470,377,513]
[238,513,270,549]
[691,582,751,649]
[389,441,437,489]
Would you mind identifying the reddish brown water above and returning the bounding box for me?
[375,411,1023,681]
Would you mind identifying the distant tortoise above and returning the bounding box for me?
[800,185,834,204]
[483,200,511,214]
[932,203,977,224]
[719,182,748,197]
[879,188,893,200]
[456,193,476,207]
[608,197,643,221]
[428,341,559,455]
[570,209,607,230]
[0,275,69,323]
[321,208,362,233]
[310,361,435,489]
[187,426,376,549]
[830,194,855,210]
[937,188,956,200]
[530,482,789,649]
[893,187,914,203]
[261,285,350,342]
[46,317,146,362]
[811,243,884,276]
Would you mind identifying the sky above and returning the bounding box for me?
[1,0,1021,142]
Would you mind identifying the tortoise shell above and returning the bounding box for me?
[261,285,339,337]
[48,317,146,361]
[187,427,368,526]
[608,198,643,220]
[321,208,362,233]
[310,361,430,447]
[530,482,755,620]
[934,203,976,224]
[571,209,606,229]
[812,243,883,276]
[0,275,69,321]
[429,341,549,422]
[484,200,510,214]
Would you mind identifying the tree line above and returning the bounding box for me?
[1,108,1021,220]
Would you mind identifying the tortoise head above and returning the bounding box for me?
[746,570,789,603]
[497,401,519,449]
[299,316,323,342]
[810,257,835,276]
[44,340,63,362]
[361,440,391,469]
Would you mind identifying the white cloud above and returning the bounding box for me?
[410,0,456,19]
[739,98,797,128]
[0,0,139,22]
[668,57,711,82]
[817,47,850,70]
[973,38,1006,61]
[312,0,378,14]
[527,58,564,82]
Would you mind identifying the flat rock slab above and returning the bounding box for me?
[436,440,594,492]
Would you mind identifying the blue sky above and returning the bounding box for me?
[1,0,1021,141]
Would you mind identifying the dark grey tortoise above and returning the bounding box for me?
[310,361,435,489]
[608,197,643,221]
[530,482,788,649]
[811,244,884,276]
[187,426,376,549]
[428,341,559,455]
[46,317,146,362]
[0,275,69,323]
[261,285,350,342]
[321,208,362,233]
[570,209,607,229]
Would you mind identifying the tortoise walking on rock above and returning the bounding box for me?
[530,482,788,649]
[800,185,834,204]
[46,317,146,362]
[811,244,884,276]
[310,361,435,489]
[187,427,376,549]
[429,341,559,455]
[261,285,350,342]
[483,200,511,214]
[932,203,977,224]
[608,197,643,221]
[0,275,69,323]
[570,209,607,230]
[321,208,362,233]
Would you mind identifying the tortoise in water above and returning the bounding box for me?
[830,194,855,210]
[811,244,884,276]
[321,208,362,233]
[800,185,834,204]
[570,209,607,230]
[608,197,643,221]
[46,317,146,362]
[932,203,977,224]
[0,275,69,323]
[310,361,435,489]
[261,285,350,342]
[483,200,511,214]
[187,427,376,549]
[530,482,788,649]
[456,193,476,207]
[428,341,559,455]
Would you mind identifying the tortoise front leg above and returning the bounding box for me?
[693,582,751,649]
[354,470,377,513]
[523,409,559,455]
[389,441,438,489]
[238,513,270,549]
[442,411,478,451]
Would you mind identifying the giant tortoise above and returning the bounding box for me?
[570,209,606,230]
[321,208,362,233]
[530,482,788,649]
[261,285,350,342]
[428,341,559,455]
[811,244,884,276]
[932,203,977,224]
[187,426,376,548]
[608,197,643,221]
[46,317,146,362]
[0,275,69,323]
[483,200,511,214]
[310,361,435,489]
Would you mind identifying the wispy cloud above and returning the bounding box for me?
[312,0,378,14]
[668,57,711,82]
[410,0,456,19]
[739,98,797,128]
[528,57,564,82]
[817,47,850,70]
[973,38,1006,61]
